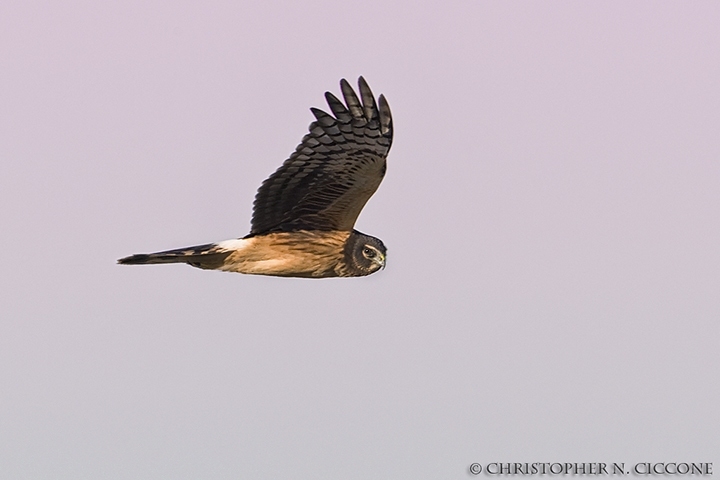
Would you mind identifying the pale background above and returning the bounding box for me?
[1,1,719,479]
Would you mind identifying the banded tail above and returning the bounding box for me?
[117,243,232,270]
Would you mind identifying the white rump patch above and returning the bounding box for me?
[216,238,252,252]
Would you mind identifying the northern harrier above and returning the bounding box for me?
[118,77,392,278]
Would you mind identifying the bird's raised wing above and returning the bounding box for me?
[249,77,393,235]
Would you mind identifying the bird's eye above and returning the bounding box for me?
[362,247,376,258]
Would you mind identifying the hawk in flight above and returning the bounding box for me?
[118,77,392,278]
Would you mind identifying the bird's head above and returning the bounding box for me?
[345,231,387,276]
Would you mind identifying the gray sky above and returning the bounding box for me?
[1,1,719,478]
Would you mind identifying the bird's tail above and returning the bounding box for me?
[117,243,232,270]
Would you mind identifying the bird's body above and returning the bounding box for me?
[118,77,392,278]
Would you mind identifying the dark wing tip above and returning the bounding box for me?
[310,107,336,126]
[339,78,352,92]
[357,77,378,122]
[340,78,364,120]
[324,91,351,122]
[378,94,392,137]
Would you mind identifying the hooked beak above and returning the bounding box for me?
[374,253,386,270]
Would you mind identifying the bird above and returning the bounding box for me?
[118,77,392,278]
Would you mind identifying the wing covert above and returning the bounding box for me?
[249,77,393,235]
